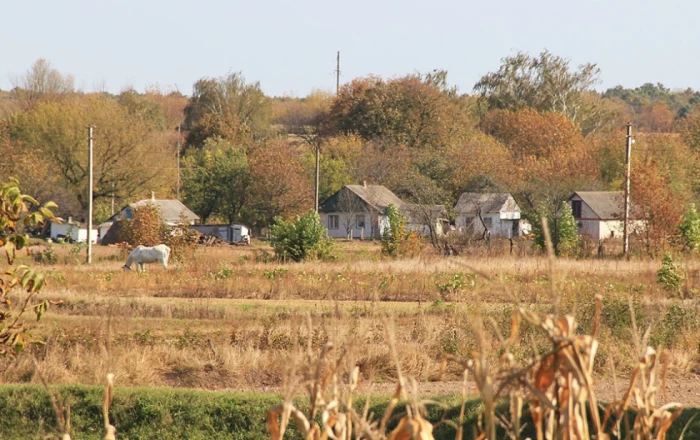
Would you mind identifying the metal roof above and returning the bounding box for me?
[107,198,200,223]
[454,193,519,214]
[570,191,623,220]
[320,185,404,213]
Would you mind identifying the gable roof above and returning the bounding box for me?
[107,199,200,223]
[320,185,404,213]
[570,191,623,220]
[400,204,447,224]
[454,193,518,214]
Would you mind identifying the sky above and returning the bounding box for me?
[1,0,698,97]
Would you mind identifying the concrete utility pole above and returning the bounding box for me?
[87,126,94,264]
[623,122,633,258]
[176,123,181,200]
[335,51,341,95]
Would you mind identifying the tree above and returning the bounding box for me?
[269,210,334,262]
[325,72,473,149]
[381,204,420,258]
[474,51,605,134]
[183,72,271,149]
[631,158,684,255]
[245,139,313,229]
[0,179,57,357]
[678,203,700,253]
[8,95,175,218]
[532,201,579,256]
[181,138,250,224]
[10,58,74,110]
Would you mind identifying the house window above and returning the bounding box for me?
[356,215,365,229]
[482,217,492,228]
[328,215,339,230]
[464,217,474,228]
[571,200,582,219]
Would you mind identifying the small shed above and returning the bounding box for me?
[191,224,250,244]
[50,218,98,243]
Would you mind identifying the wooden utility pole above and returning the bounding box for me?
[314,143,320,213]
[176,123,181,200]
[335,51,341,95]
[623,123,633,258]
[87,126,94,264]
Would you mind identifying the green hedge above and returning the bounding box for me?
[0,385,698,439]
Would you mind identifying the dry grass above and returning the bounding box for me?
[2,240,699,398]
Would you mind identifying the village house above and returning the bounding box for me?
[568,191,644,240]
[99,193,199,244]
[454,193,526,238]
[320,184,404,239]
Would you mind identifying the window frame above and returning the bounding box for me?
[328,215,339,230]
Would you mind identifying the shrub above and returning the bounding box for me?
[31,245,58,265]
[678,203,700,253]
[380,204,420,258]
[657,253,685,297]
[269,210,335,262]
[120,204,198,262]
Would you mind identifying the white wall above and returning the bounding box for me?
[321,212,379,239]
[50,223,97,243]
[456,213,521,238]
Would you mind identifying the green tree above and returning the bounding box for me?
[183,72,271,149]
[0,178,57,357]
[182,138,250,224]
[474,51,605,134]
[269,210,334,262]
[381,204,420,258]
[532,201,579,256]
[678,203,700,252]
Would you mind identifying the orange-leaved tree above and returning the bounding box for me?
[0,178,57,356]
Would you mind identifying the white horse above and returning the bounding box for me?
[123,244,171,272]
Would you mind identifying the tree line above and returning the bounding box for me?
[1,53,699,253]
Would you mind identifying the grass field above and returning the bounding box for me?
[2,239,700,437]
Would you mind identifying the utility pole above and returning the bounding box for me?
[176,123,181,200]
[335,51,341,95]
[314,142,320,213]
[623,122,633,258]
[87,126,94,264]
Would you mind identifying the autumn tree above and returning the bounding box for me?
[245,139,313,229]
[325,72,473,149]
[183,72,271,149]
[480,108,600,214]
[475,51,607,134]
[8,95,175,218]
[631,158,684,255]
[10,58,74,110]
[181,138,250,224]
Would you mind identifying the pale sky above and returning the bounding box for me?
[1,0,697,97]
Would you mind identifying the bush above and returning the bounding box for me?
[678,203,700,253]
[120,204,198,262]
[657,253,685,297]
[31,245,58,265]
[380,204,420,258]
[269,210,335,262]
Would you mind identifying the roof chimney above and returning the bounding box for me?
[362,180,367,188]
[151,191,155,201]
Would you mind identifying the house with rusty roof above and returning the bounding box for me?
[568,191,645,240]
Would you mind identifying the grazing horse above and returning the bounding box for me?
[122,244,171,272]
